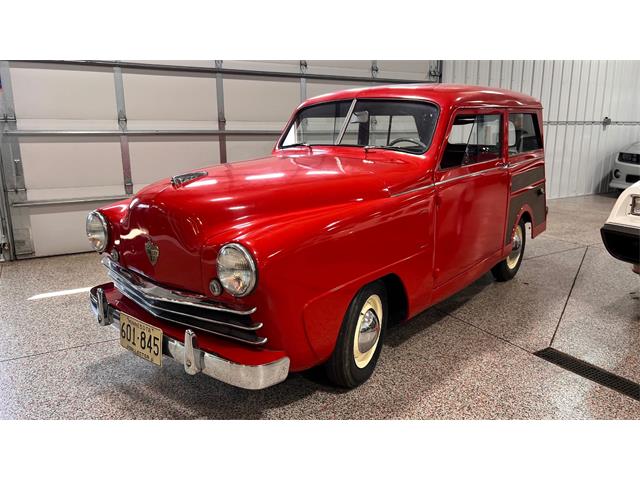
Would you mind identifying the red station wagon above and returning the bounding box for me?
[87,84,547,389]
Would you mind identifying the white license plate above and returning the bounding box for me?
[119,313,163,366]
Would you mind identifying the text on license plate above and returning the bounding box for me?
[119,313,163,366]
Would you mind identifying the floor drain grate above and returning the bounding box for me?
[535,348,640,401]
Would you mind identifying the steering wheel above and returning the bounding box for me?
[388,137,428,150]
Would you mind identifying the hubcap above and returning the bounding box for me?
[353,294,383,369]
[506,224,523,270]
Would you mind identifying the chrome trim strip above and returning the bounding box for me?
[171,171,207,187]
[508,156,544,168]
[391,164,512,196]
[102,256,256,316]
[91,285,267,346]
[435,165,506,187]
[335,98,357,145]
[90,291,288,390]
[512,180,545,196]
[110,276,265,337]
[390,183,435,197]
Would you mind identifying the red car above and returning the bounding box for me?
[88,84,547,389]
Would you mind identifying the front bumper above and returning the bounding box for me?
[90,286,290,390]
[609,161,640,190]
[600,223,640,266]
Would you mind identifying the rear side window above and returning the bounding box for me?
[508,113,542,155]
[440,114,502,169]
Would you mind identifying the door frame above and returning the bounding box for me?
[431,106,510,288]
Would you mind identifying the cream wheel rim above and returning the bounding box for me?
[353,294,383,369]
[506,224,523,270]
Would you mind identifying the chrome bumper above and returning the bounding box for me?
[90,286,290,390]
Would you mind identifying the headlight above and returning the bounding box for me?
[86,211,109,252]
[631,195,640,216]
[619,152,640,164]
[216,243,257,297]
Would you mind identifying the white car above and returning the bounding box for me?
[601,180,640,273]
[610,141,640,191]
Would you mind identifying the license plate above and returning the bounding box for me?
[119,313,163,366]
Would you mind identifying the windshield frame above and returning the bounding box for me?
[277,97,441,155]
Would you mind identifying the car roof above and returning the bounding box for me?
[299,83,542,110]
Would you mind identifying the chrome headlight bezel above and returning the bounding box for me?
[86,210,109,253]
[216,243,257,297]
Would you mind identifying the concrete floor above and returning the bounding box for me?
[0,194,638,419]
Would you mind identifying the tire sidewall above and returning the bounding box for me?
[492,218,527,282]
[332,282,388,387]
[508,219,527,274]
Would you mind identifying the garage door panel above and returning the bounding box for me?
[224,78,298,122]
[307,81,368,98]
[227,139,276,163]
[10,64,117,121]
[129,136,220,187]
[20,137,123,195]
[29,203,107,257]
[123,72,217,121]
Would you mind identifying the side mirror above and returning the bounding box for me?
[350,110,369,124]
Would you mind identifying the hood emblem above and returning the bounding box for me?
[145,240,160,266]
[171,171,207,187]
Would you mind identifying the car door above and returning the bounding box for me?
[433,109,509,287]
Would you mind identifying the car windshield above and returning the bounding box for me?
[280,99,439,154]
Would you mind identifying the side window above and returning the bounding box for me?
[441,113,502,169]
[508,113,542,155]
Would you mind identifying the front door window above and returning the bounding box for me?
[441,114,502,169]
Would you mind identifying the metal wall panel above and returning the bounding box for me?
[442,60,640,199]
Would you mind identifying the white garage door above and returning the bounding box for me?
[0,60,441,259]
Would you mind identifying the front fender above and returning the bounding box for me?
[245,190,435,368]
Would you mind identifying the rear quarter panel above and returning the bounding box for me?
[506,110,547,243]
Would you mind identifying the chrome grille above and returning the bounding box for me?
[102,256,266,346]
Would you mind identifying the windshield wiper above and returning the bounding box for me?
[364,145,403,152]
[281,142,313,150]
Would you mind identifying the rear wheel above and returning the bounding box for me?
[491,218,526,282]
[325,281,387,388]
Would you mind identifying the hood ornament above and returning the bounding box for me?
[171,171,207,187]
[145,240,160,266]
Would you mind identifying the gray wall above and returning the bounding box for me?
[442,60,640,199]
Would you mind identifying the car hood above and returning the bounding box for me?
[113,152,425,292]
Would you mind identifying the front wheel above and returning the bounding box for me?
[491,219,526,282]
[325,281,387,389]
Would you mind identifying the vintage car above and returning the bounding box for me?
[610,141,640,191]
[87,84,547,389]
[601,180,640,274]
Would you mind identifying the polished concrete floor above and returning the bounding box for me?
[0,194,638,419]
